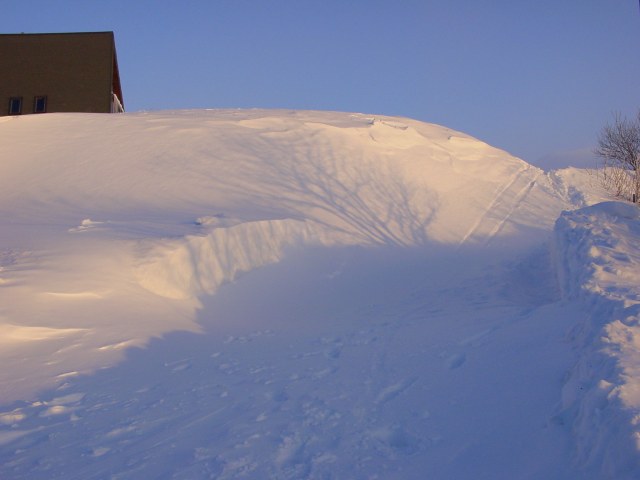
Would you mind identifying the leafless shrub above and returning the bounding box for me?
[594,112,640,202]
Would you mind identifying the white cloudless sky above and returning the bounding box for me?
[2,0,640,169]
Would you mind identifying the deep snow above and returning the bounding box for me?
[0,109,638,479]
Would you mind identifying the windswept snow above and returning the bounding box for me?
[0,109,637,478]
[0,110,566,401]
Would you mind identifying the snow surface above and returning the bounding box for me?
[0,109,638,478]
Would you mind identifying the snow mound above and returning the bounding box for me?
[554,201,640,478]
[0,109,580,401]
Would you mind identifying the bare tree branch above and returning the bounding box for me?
[594,111,640,202]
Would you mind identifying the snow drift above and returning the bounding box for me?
[0,109,638,478]
[0,109,563,400]
[554,201,640,478]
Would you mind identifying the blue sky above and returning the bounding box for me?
[3,1,640,169]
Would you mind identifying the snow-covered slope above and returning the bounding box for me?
[0,109,564,400]
[0,109,636,479]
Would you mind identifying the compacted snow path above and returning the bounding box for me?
[1,244,583,479]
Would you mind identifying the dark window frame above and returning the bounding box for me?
[33,96,47,114]
[8,97,22,115]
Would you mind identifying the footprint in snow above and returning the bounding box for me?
[444,352,466,369]
[368,424,421,455]
[375,377,418,405]
[164,359,192,372]
[323,344,342,359]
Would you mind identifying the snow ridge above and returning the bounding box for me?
[135,218,359,300]
[554,201,640,478]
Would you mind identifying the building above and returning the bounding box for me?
[0,31,124,116]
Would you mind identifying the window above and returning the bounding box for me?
[33,96,47,114]
[8,97,22,115]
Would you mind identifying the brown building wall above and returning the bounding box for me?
[0,32,123,116]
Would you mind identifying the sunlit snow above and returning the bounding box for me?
[0,109,638,479]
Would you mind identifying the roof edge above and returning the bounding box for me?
[0,31,114,37]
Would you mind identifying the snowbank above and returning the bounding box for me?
[554,201,640,478]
